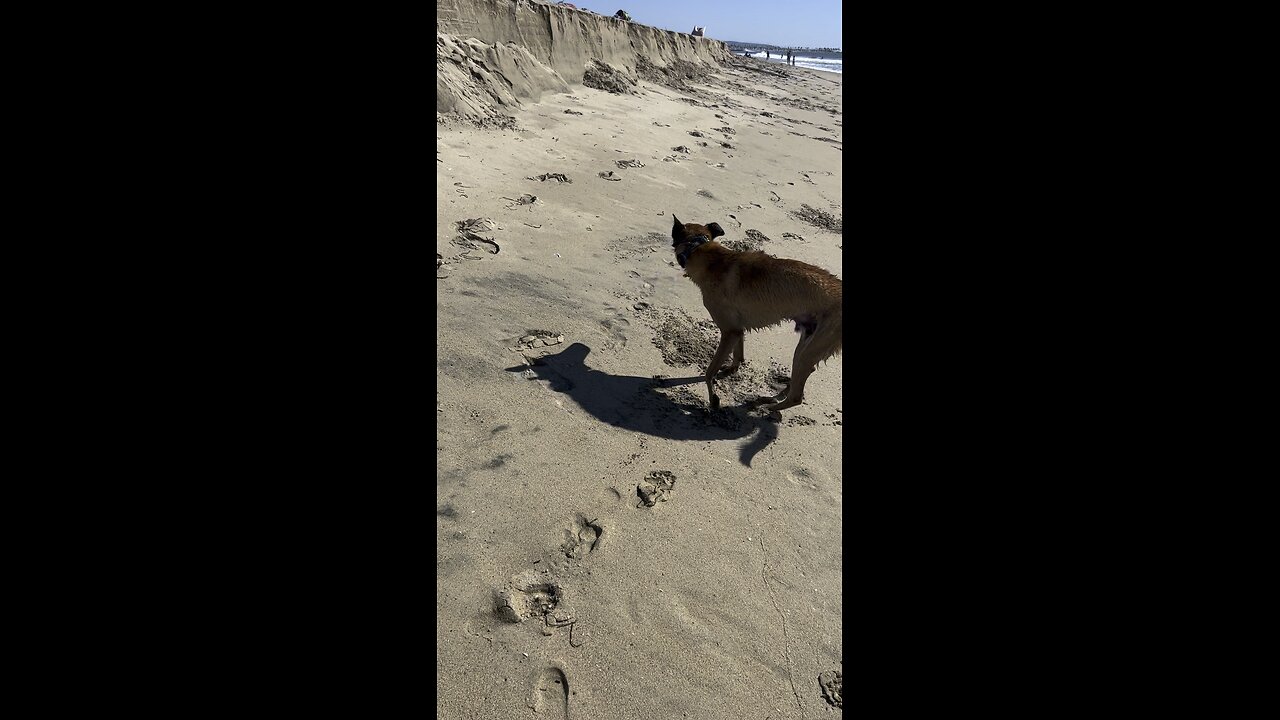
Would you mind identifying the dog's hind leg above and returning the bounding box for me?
[720,333,745,376]
[705,329,742,411]
[764,342,815,413]
[763,321,833,414]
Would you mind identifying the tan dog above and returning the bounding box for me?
[671,215,842,414]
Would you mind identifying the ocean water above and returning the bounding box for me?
[725,43,842,75]
[757,53,842,74]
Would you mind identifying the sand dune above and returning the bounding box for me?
[437,2,843,717]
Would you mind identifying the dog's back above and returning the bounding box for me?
[688,245,842,340]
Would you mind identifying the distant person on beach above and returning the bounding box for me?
[766,50,770,59]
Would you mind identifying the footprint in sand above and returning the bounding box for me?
[528,172,573,183]
[530,664,571,719]
[450,218,501,257]
[785,467,819,490]
[495,570,563,623]
[599,312,630,348]
[509,330,566,351]
[637,470,676,507]
[561,515,604,559]
[819,669,843,708]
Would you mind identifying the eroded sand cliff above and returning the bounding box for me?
[437,0,731,124]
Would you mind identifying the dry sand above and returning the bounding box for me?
[437,8,843,718]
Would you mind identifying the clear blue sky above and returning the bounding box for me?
[582,0,842,49]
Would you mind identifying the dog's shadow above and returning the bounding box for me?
[505,343,779,467]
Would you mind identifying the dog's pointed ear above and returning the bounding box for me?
[707,222,725,238]
[671,214,683,245]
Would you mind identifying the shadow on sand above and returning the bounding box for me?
[505,343,779,467]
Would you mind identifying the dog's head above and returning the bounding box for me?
[671,215,724,268]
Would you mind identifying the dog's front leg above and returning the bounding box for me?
[704,329,741,411]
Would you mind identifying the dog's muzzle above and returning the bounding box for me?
[676,235,711,268]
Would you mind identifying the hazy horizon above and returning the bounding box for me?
[723,39,841,51]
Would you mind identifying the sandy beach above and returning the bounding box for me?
[437,3,843,717]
